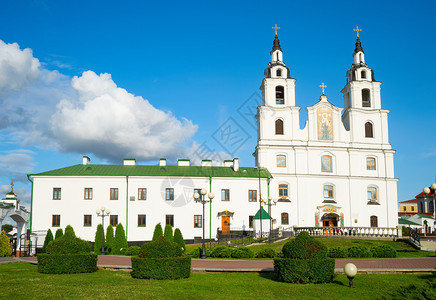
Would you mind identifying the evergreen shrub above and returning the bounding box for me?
[370,245,397,258]
[211,246,232,258]
[105,225,114,254]
[173,228,185,252]
[348,246,372,258]
[64,225,75,237]
[37,234,97,274]
[0,230,12,257]
[231,247,254,258]
[164,224,173,242]
[112,224,128,255]
[55,228,63,239]
[42,229,53,253]
[94,224,104,255]
[255,248,277,258]
[327,246,348,258]
[189,246,211,258]
[131,236,190,280]
[274,232,334,284]
[152,223,163,241]
[125,246,141,256]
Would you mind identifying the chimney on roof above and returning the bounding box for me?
[178,159,190,166]
[83,156,90,165]
[201,160,212,167]
[159,158,166,166]
[124,159,136,166]
[233,158,239,171]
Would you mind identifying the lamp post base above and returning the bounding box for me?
[347,276,354,288]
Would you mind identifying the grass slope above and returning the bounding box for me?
[0,263,432,299]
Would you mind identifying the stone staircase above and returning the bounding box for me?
[420,240,436,252]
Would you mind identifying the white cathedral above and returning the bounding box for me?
[28,30,398,243]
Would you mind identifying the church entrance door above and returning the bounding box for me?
[322,213,338,235]
[222,216,230,234]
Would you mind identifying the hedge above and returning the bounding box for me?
[211,246,232,258]
[274,257,335,284]
[46,235,91,254]
[282,232,327,259]
[348,246,372,258]
[327,246,348,258]
[131,256,191,280]
[38,253,98,274]
[125,246,141,256]
[370,245,397,258]
[255,248,277,258]
[231,247,254,258]
[139,236,182,258]
[189,246,211,258]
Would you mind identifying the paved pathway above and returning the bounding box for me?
[17,256,436,273]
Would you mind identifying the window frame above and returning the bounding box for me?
[281,212,289,225]
[367,187,378,202]
[166,214,174,227]
[321,155,332,172]
[365,122,374,138]
[249,216,254,228]
[166,188,174,201]
[323,184,334,198]
[110,215,118,226]
[221,189,230,201]
[276,155,286,167]
[370,215,378,227]
[275,85,285,104]
[194,215,202,228]
[53,188,61,200]
[138,214,146,227]
[84,188,93,200]
[279,184,288,198]
[110,188,119,200]
[84,215,92,227]
[275,119,284,135]
[248,190,257,202]
[52,214,60,227]
[138,188,147,200]
[366,157,376,170]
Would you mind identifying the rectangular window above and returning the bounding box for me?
[138,214,146,227]
[366,158,376,170]
[194,215,202,228]
[276,155,286,167]
[53,188,61,200]
[52,215,60,227]
[323,185,334,198]
[249,216,254,228]
[138,188,147,200]
[248,190,257,202]
[110,215,118,226]
[221,189,230,201]
[166,215,174,227]
[166,188,174,200]
[84,215,92,227]
[321,156,332,172]
[84,188,93,200]
[279,184,288,198]
[367,187,377,202]
[411,206,414,212]
[110,188,119,200]
[281,213,289,225]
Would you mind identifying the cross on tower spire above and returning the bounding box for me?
[353,26,362,38]
[320,83,327,95]
[10,180,14,193]
[272,24,280,36]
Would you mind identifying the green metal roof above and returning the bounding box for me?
[416,214,435,220]
[253,207,272,219]
[398,218,420,226]
[30,164,272,179]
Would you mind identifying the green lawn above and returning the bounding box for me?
[0,263,432,299]
[186,238,434,258]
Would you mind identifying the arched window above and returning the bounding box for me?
[365,122,374,138]
[276,86,284,104]
[429,201,434,213]
[370,215,378,227]
[366,157,376,170]
[367,186,378,203]
[276,155,286,167]
[361,70,366,79]
[420,202,424,212]
[276,69,282,77]
[362,89,371,107]
[281,213,289,225]
[321,155,332,172]
[323,184,334,198]
[275,119,284,135]
[279,184,288,198]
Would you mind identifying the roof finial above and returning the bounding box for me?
[272,24,280,36]
[10,180,14,193]
[320,82,327,96]
[353,26,362,38]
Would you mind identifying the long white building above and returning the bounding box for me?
[29,31,398,242]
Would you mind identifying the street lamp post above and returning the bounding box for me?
[265,196,278,241]
[423,183,436,220]
[255,167,264,239]
[96,207,110,255]
[194,189,215,259]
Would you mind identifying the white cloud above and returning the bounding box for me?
[0,150,35,183]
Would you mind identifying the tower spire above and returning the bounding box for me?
[353,26,364,54]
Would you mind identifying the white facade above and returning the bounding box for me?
[29,33,398,243]
[255,34,398,229]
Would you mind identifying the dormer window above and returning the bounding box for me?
[276,86,284,104]
[276,69,282,77]
[362,89,371,107]
[361,70,366,79]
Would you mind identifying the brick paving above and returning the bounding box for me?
[18,256,436,272]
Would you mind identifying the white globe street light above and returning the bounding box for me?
[194,189,214,259]
[96,207,110,255]
[344,263,358,288]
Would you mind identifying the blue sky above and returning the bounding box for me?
[0,0,435,210]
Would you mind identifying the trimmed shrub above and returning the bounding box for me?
[370,245,397,258]
[189,246,211,258]
[282,232,327,259]
[348,246,372,258]
[46,235,91,254]
[125,246,141,256]
[64,225,75,237]
[0,230,12,257]
[152,223,163,241]
[94,224,104,255]
[140,236,182,258]
[231,247,255,258]
[42,229,53,253]
[113,223,128,255]
[255,248,277,258]
[164,224,174,242]
[274,232,334,284]
[55,228,63,239]
[173,228,185,252]
[105,225,114,254]
[211,246,232,258]
[38,253,98,274]
[327,246,348,258]
[131,256,191,280]
[385,278,436,299]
